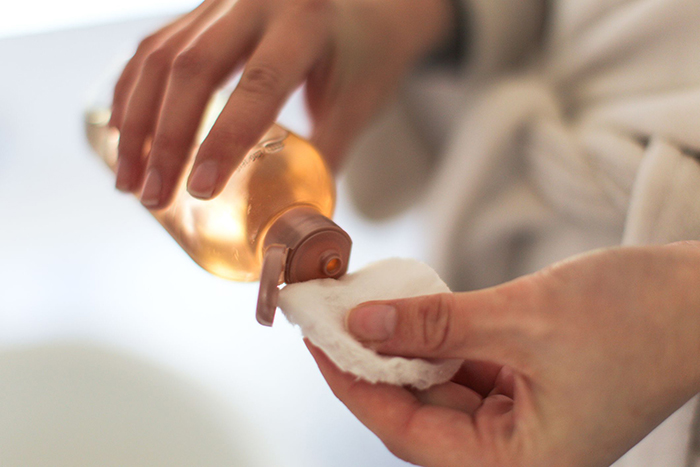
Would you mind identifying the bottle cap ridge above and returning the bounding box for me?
[255,207,352,326]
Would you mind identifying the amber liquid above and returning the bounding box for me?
[85,100,335,282]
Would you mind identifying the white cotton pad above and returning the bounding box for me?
[278,258,462,390]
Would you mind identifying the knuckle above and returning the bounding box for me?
[144,46,176,72]
[136,34,160,54]
[238,65,282,97]
[119,120,147,141]
[209,122,258,152]
[501,274,555,342]
[118,128,149,158]
[382,441,414,466]
[414,293,454,353]
[152,132,181,156]
[117,145,138,162]
[529,262,572,309]
[668,240,700,250]
[111,85,128,109]
[172,48,209,79]
[292,0,333,16]
[112,74,129,98]
[113,61,140,100]
[668,242,700,272]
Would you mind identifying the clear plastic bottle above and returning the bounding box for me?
[85,93,351,325]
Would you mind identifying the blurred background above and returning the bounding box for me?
[0,2,429,466]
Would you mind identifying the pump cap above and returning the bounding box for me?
[255,207,352,326]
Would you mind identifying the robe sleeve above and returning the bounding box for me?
[342,0,549,220]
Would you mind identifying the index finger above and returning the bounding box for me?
[139,1,262,208]
[186,11,330,199]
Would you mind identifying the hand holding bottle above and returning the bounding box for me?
[309,242,700,467]
[110,0,453,209]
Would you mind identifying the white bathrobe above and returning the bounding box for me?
[344,0,700,465]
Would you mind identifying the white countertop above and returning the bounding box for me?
[0,16,427,467]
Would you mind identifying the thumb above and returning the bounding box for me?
[345,281,540,366]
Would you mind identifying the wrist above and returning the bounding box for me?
[352,0,456,67]
[403,0,457,62]
[422,0,469,68]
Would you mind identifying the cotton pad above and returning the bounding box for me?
[278,258,462,390]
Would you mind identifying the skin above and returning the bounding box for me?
[110,0,453,209]
[309,242,700,467]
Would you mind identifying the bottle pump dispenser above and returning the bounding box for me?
[85,94,351,326]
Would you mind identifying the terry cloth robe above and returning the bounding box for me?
[343,0,700,465]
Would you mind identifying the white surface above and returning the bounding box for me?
[1,1,198,39]
[280,258,461,390]
[0,17,428,467]
[0,343,268,467]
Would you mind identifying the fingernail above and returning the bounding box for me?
[188,161,218,199]
[115,159,132,192]
[347,304,397,342]
[140,169,162,208]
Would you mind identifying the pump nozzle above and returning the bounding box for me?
[255,207,352,326]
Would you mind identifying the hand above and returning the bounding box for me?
[308,242,700,467]
[110,0,452,209]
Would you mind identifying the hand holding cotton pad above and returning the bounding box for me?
[278,258,462,390]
